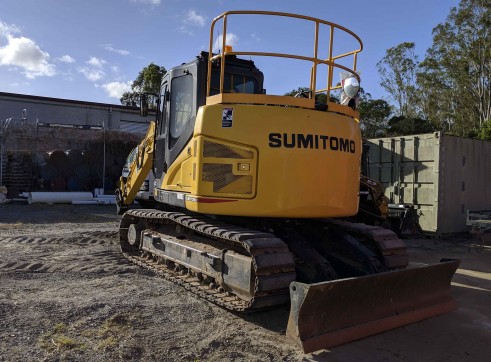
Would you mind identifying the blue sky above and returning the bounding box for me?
[1,0,459,106]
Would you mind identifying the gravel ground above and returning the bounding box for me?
[0,204,490,361]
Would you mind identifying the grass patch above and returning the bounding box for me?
[53,323,66,333]
[39,313,139,355]
[51,335,82,350]
[5,222,24,228]
[97,335,119,350]
[95,313,134,351]
[79,313,138,351]
[38,322,85,352]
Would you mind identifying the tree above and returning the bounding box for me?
[120,92,140,108]
[120,63,167,107]
[284,86,311,97]
[358,96,392,138]
[386,116,437,136]
[418,0,491,137]
[477,119,491,140]
[284,87,339,104]
[377,42,419,118]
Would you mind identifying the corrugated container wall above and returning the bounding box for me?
[366,132,491,235]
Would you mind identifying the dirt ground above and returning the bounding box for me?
[0,204,490,361]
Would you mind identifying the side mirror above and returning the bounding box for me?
[140,94,149,117]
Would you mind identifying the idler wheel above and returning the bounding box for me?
[127,223,144,247]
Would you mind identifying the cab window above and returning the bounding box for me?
[158,83,168,135]
[169,74,193,140]
[210,71,257,95]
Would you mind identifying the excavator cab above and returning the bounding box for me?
[120,53,265,213]
[148,53,264,198]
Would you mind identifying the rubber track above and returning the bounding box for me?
[323,218,409,269]
[120,209,296,312]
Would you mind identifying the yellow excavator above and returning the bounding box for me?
[115,11,459,353]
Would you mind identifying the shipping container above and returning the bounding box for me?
[366,132,491,235]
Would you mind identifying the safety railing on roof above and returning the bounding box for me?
[206,10,363,109]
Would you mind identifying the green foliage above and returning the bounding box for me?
[358,97,392,138]
[284,87,390,138]
[418,0,491,137]
[120,92,140,108]
[284,87,339,104]
[284,86,310,97]
[386,116,437,136]
[377,42,419,118]
[120,63,167,107]
[477,119,491,140]
[377,0,490,138]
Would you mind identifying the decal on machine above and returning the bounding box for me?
[268,133,356,153]
[222,108,233,128]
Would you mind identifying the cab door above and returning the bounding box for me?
[154,64,197,184]
[154,77,169,179]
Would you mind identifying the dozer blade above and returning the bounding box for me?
[286,259,460,353]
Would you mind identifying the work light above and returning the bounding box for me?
[343,76,360,98]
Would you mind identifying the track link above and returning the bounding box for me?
[324,218,409,268]
[119,209,296,312]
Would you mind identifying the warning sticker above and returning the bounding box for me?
[222,108,233,128]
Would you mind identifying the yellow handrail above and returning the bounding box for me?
[206,11,363,105]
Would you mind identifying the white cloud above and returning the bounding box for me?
[179,9,206,35]
[10,80,29,88]
[102,81,132,99]
[178,26,194,36]
[0,20,20,37]
[0,35,56,79]
[130,0,161,5]
[77,56,108,81]
[103,44,130,56]
[78,67,105,81]
[184,10,205,27]
[213,33,239,52]
[58,55,75,63]
[87,56,106,68]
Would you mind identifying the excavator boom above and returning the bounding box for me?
[115,121,155,214]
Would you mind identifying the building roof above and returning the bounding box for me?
[0,91,155,114]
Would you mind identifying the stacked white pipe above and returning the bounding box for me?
[27,191,117,205]
[28,192,94,204]
[93,194,116,205]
